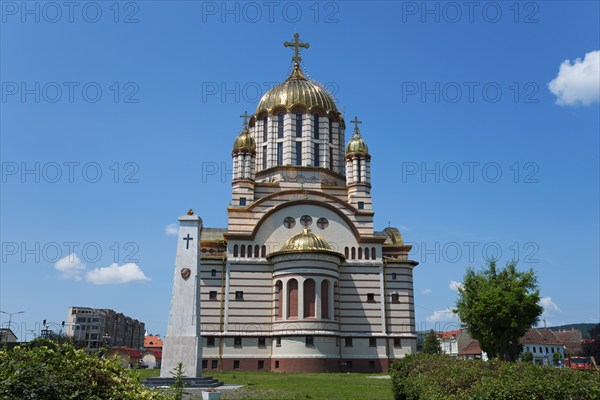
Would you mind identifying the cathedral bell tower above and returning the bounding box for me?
[231,112,256,207]
[345,116,372,210]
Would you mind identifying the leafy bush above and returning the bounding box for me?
[390,354,600,400]
[0,341,169,400]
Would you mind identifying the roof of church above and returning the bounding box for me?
[256,64,339,115]
[375,227,405,246]
[232,125,256,153]
[201,228,227,242]
[346,126,369,155]
[255,34,339,115]
[280,227,332,252]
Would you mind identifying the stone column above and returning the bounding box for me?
[160,213,203,377]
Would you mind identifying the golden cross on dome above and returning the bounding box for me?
[240,111,251,126]
[351,116,362,133]
[284,33,310,64]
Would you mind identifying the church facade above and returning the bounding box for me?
[161,34,418,375]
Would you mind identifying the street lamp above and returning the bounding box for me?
[0,310,25,329]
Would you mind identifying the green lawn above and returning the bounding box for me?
[140,369,392,399]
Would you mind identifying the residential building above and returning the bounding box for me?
[520,329,566,365]
[438,329,461,356]
[0,328,18,343]
[553,329,583,356]
[64,307,144,351]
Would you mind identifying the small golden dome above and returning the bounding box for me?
[346,131,369,155]
[256,65,338,114]
[383,227,404,246]
[280,227,331,252]
[232,126,256,153]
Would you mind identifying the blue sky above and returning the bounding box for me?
[1,1,598,339]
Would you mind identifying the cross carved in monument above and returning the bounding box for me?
[283,33,310,64]
[183,233,194,250]
[240,111,251,126]
[351,116,362,132]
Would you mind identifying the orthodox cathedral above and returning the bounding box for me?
[161,34,418,376]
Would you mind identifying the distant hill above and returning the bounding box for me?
[548,323,597,339]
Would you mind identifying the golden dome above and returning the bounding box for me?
[280,227,331,252]
[346,131,369,155]
[255,65,338,114]
[232,126,256,153]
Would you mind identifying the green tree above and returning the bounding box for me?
[455,259,543,361]
[0,341,168,399]
[423,330,442,354]
[553,351,562,365]
[522,351,533,362]
[170,362,187,400]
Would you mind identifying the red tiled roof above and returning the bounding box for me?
[438,329,462,340]
[144,335,163,348]
[459,340,482,355]
[554,330,583,355]
[519,329,562,346]
[111,347,142,358]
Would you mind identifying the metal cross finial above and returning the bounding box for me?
[351,116,362,133]
[284,33,310,64]
[240,111,251,126]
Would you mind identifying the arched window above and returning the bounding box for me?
[351,247,356,259]
[358,247,363,260]
[295,113,302,137]
[344,247,349,258]
[321,280,330,319]
[288,279,298,319]
[303,279,315,318]
[233,244,239,257]
[277,113,284,138]
[371,247,376,259]
[313,114,320,139]
[275,281,283,320]
[240,245,246,258]
[365,247,370,260]
[254,245,259,258]
[263,116,268,142]
[261,245,267,258]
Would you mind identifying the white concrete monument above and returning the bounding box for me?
[160,210,203,377]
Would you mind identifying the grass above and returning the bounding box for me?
[138,369,392,399]
[208,371,390,400]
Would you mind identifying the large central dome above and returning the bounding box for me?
[255,64,338,114]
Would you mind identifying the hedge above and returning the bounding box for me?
[390,354,600,400]
[0,341,170,400]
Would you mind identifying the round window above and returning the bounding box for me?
[283,217,296,229]
[300,215,313,227]
[317,218,329,229]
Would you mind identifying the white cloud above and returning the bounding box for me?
[54,253,85,280]
[540,296,561,316]
[165,223,178,236]
[548,50,600,106]
[449,280,463,293]
[421,288,432,295]
[426,308,457,323]
[85,263,151,285]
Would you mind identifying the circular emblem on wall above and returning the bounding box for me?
[283,217,296,229]
[300,215,313,227]
[181,267,191,280]
[317,218,329,229]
